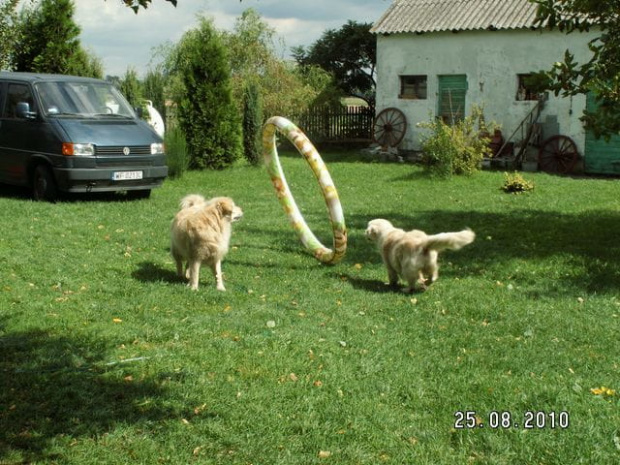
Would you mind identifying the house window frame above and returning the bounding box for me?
[399,75,427,100]
[516,74,541,101]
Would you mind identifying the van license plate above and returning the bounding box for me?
[112,171,143,181]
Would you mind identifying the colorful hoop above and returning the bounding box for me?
[262,116,347,264]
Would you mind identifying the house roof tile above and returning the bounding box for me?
[370,0,541,34]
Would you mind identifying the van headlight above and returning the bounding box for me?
[150,142,165,155]
[62,143,95,156]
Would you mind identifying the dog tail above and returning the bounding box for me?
[179,194,206,210]
[423,228,475,252]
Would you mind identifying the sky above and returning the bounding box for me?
[73,0,391,78]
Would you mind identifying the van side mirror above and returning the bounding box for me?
[16,102,37,120]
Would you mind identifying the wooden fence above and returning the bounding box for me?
[165,104,375,145]
[294,105,374,143]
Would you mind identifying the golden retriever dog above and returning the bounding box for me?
[365,219,475,292]
[170,194,243,291]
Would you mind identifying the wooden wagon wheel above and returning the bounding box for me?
[538,135,579,174]
[373,107,407,147]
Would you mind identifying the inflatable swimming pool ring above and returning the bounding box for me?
[262,116,347,264]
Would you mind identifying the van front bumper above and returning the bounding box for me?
[54,166,169,193]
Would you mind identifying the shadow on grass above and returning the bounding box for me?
[0,325,178,463]
[275,146,372,164]
[227,224,346,270]
[0,182,153,203]
[345,208,620,294]
[0,183,31,200]
[133,261,180,284]
[333,273,404,294]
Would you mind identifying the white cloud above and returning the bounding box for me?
[74,0,388,77]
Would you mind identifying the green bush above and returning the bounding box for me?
[418,106,493,178]
[164,126,189,178]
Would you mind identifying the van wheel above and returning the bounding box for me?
[33,165,58,202]
[126,189,151,200]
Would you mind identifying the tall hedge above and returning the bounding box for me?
[242,80,263,166]
[170,17,242,170]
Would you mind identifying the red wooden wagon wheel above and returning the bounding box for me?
[538,135,579,174]
[373,107,407,147]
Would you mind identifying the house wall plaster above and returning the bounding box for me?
[375,28,598,153]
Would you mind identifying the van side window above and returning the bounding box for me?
[6,84,34,118]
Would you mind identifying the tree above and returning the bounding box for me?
[70,47,104,78]
[118,67,143,108]
[13,0,102,78]
[259,60,334,118]
[532,0,620,138]
[166,16,242,169]
[0,0,20,70]
[293,20,376,106]
[224,8,276,78]
[143,67,168,123]
[222,8,334,118]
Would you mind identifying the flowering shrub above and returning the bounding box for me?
[501,172,535,193]
[418,106,494,178]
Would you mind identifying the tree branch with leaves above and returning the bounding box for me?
[121,0,177,13]
[532,0,620,138]
[121,0,244,13]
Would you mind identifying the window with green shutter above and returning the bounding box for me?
[438,75,467,125]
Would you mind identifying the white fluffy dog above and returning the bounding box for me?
[365,219,475,292]
[170,194,243,291]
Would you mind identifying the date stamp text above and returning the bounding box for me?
[454,411,570,430]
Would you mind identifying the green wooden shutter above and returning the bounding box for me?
[438,75,467,125]
[584,93,620,174]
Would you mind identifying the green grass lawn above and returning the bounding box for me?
[1,151,619,464]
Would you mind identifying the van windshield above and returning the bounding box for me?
[34,81,136,118]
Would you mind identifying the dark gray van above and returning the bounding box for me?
[0,72,168,200]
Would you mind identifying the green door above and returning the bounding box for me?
[438,75,467,125]
[584,93,620,174]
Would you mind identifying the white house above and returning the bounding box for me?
[371,0,620,175]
